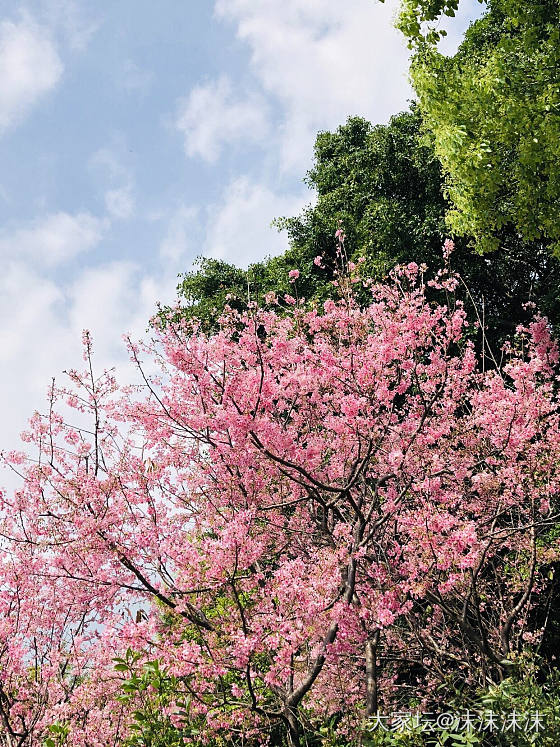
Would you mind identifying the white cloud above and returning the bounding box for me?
[214,0,412,172]
[0,257,179,480]
[105,186,135,220]
[0,261,63,364]
[0,261,75,490]
[204,177,308,267]
[176,76,269,162]
[89,147,136,221]
[119,59,154,94]
[0,16,63,133]
[159,205,199,262]
[0,211,105,266]
[89,146,129,183]
[67,262,176,362]
[39,0,100,52]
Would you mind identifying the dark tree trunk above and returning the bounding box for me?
[285,706,301,747]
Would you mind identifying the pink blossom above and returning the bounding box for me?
[264,291,278,305]
[443,238,455,259]
[0,263,557,744]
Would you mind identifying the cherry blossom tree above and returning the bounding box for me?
[0,257,559,745]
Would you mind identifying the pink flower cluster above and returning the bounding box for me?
[0,263,558,743]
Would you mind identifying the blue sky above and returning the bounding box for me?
[0,0,481,454]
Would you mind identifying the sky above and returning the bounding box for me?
[0,0,482,458]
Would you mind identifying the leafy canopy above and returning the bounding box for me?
[171,107,560,348]
[400,0,560,253]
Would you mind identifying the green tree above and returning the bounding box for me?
[169,107,560,348]
[403,0,560,254]
[275,108,446,283]
[382,0,467,46]
[379,0,485,49]
[170,108,448,331]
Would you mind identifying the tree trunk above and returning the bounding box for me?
[365,629,380,716]
[285,706,301,747]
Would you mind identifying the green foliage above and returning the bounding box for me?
[114,649,191,746]
[169,238,337,335]
[410,0,560,254]
[167,106,560,350]
[113,649,269,746]
[442,654,560,746]
[108,648,560,746]
[44,722,69,747]
[277,108,446,281]
[166,108,448,332]
[169,258,248,332]
[380,0,472,46]
[279,107,560,347]
[360,656,560,747]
